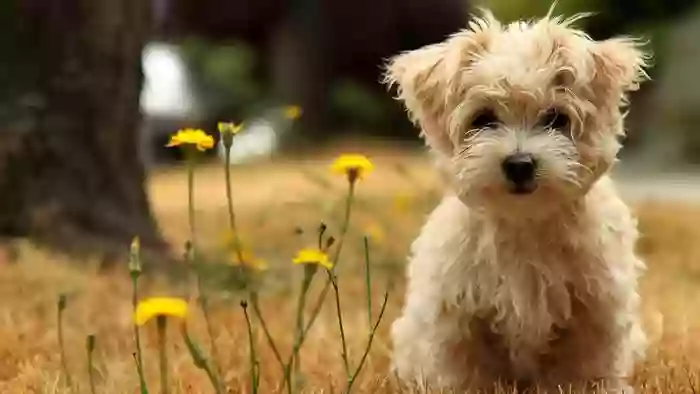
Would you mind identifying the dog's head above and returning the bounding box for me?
[384,10,650,218]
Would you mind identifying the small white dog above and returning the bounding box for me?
[384,7,649,393]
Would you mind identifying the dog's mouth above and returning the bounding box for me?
[507,182,538,195]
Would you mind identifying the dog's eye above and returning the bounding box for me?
[470,110,499,130]
[540,108,570,131]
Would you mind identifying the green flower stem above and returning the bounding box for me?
[363,236,372,332]
[241,302,260,394]
[298,181,356,342]
[186,153,197,243]
[278,183,357,392]
[132,354,149,394]
[57,294,72,390]
[185,151,222,383]
[276,183,358,394]
[282,266,317,393]
[157,316,169,394]
[131,272,149,394]
[224,143,246,265]
[328,270,350,377]
[181,323,224,394]
[197,295,221,378]
[249,293,285,369]
[222,141,279,391]
[345,290,390,393]
[332,181,356,269]
[292,285,306,385]
[86,334,97,394]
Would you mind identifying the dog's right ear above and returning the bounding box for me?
[590,37,651,107]
[383,12,498,153]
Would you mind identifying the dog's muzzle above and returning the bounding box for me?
[502,153,537,194]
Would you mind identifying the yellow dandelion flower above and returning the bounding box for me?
[330,154,373,183]
[165,128,214,151]
[292,248,332,270]
[133,297,188,326]
[283,105,303,120]
[217,122,244,135]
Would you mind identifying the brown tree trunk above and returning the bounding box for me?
[269,0,332,144]
[0,0,168,263]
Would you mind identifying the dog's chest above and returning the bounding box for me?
[445,219,597,353]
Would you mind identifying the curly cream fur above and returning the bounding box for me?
[384,7,650,393]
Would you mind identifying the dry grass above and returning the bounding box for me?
[2,150,700,393]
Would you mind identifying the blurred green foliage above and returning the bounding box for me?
[329,80,393,131]
[180,38,264,120]
[481,0,697,73]
[180,40,397,133]
[481,0,598,24]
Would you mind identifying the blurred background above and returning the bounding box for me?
[1,0,700,259]
[4,3,700,392]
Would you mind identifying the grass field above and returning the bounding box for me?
[2,148,700,393]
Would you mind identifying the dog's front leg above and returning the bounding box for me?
[538,296,644,394]
[391,293,508,392]
[391,294,467,391]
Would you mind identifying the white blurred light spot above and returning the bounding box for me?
[218,120,279,164]
[140,43,199,117]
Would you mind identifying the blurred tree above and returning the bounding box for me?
[268,0,330,144]
[0,0,167,260]
[179,38,264,123]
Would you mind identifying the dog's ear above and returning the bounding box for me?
[590,37,651,106]
[383,13,498,154]
[383,44,451,152]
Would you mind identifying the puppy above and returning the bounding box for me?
[384,7,649,393]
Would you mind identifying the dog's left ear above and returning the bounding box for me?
[590,37,651,106]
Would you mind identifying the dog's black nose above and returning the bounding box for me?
[502,153,536,187]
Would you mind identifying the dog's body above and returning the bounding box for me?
[391,180,645,392]
[385,8,649,393]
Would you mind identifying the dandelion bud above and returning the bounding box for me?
[217,122,243,149]
[129,236,142,274]
[58,293,67,312]
[86,334,96,352]
[325,236,336,250]
[240,300,248,309]
[183,240,194,263]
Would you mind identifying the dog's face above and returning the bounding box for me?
[385,12,649,217]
